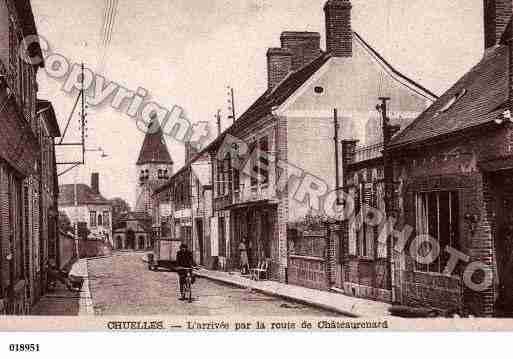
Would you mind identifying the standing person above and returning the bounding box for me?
[239,239,249,275]
[176,243,195,300]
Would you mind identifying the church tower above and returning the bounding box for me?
[135,118,174,215]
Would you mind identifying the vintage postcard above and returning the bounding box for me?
[1,0,512,334]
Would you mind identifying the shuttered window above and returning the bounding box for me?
[348,187,357,256]
[90,211,97,227]
[376,182,387,259]
[210,217,218,256]
[357,183,374,259]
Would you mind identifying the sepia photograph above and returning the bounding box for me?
[1,0,513,338]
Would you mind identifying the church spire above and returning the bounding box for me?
[136,118,174,166]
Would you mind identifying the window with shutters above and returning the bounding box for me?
[90,211,97,227]
[223,153,232,195]
[356,183,375,259]
[103,211,110,227]
[348,187,357,256]
[259,136,270,185]
[216,158,224,197]
[249,141,258,187]
[414,191,459,273]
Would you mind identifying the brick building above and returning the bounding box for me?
[0,0,58,314]
[381,1,513,317]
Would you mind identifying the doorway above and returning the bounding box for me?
[196,219,204,265]
[127,229,135,250]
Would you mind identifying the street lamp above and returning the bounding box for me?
[85,146,108,158]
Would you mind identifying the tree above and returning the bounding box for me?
[109,197,131,222]
[58,211,74,234]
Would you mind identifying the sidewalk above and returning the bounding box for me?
[195,268,390,318]
[31,259,94,316]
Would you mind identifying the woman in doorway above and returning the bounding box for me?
[239,239,249,275]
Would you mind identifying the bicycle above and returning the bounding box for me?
[177,267,194,303]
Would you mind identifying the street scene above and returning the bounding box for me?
[3,0,513,325]
[86,252,339,317]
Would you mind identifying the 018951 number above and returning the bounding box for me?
[9,344,40,352]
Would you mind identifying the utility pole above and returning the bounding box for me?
[333,108,341,206]
[216,109,222,136]
[227,86,236,123]
[377,96,400,302]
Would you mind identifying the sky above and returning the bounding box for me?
[31,0,483,208]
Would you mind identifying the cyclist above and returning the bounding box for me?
[175,243,195,300]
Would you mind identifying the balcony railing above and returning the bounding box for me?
[216,183,272,209]
[352,142,383,164]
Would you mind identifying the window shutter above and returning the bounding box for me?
[348,187,357,256]
[225,215,230,259]
[376,182,388,259]
[210,217,219,256]
[363,183,374,258]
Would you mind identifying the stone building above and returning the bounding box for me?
[135,118,173,215]
[113,212,152,251]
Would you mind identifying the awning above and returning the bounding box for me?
[226,199,277,211]
[0,90,40,176]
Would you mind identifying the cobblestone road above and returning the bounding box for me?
[87,252,342,316]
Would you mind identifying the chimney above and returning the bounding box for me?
[267,48,292,90]
[280,32,321,71]
[324,0,353,57]
[91,173,99,194]
[484,0,512,50]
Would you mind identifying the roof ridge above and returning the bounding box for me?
[353,31,438,100]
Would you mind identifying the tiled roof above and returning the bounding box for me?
[390,44,509,148]
[58,184,110,206]
[136,119,174,165]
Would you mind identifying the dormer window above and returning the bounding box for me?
[435,89,467,116]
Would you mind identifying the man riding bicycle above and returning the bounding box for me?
[175,243,195,300]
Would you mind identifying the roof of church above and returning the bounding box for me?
[136,119,174,165]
